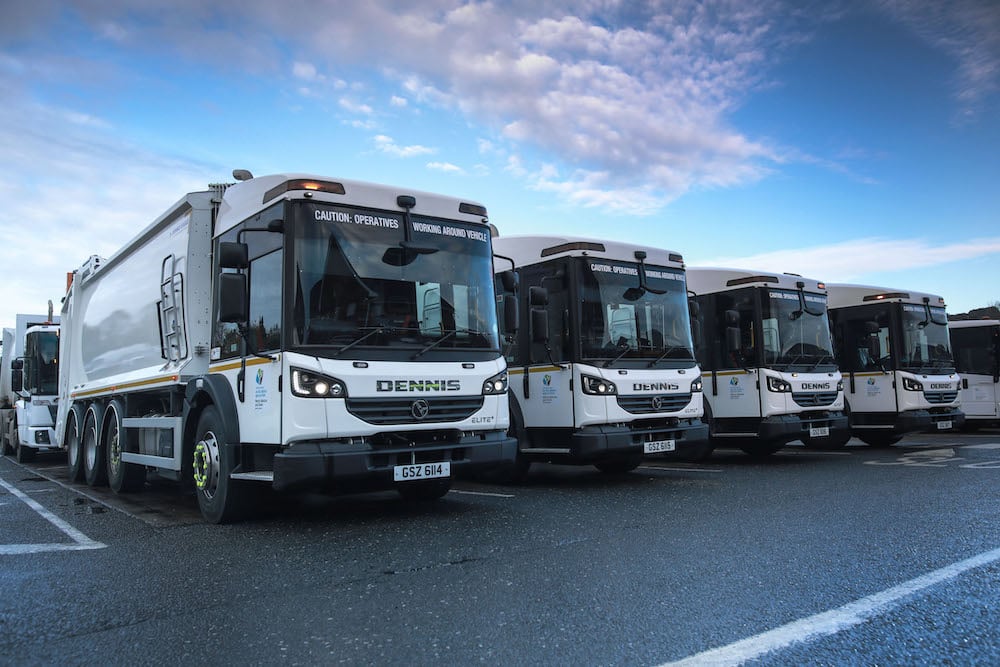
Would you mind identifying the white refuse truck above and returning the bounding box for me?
[55,172,517,522]
[826,284,963,445]
[949,319,999,428]
[1,312,61,462]
[491,235,708,477]
[686,268,848,456]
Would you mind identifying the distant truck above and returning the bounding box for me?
[1,312,61,462]
[491,234,708,477]
[686,268,848,456]
[949,319,999,428]
[826,284,964,445]
[55,172,517,523]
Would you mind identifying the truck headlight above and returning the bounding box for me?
[581,374,617,395]
[766,376,792,393]
[291,368,348,398]
[482,370,508,395]
[902,376,923,392]
[837,379,844,392]
[691,378,703,393]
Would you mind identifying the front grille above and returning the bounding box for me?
[617,393,692,414]
[347,396,484,425]
[791,391,838,407]
[924,390,958,404]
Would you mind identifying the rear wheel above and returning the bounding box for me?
[66,405,86,482]
[396,478,451,501]
[105,400,145,493]
[83,404,108,486]
[193,406,250,524]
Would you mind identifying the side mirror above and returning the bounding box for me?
[531,308,549,344]
[503,296,519,334]
[11,360,23,393]
[725,326,741,353]
[690,318,702,347]
[529,286,548,307]
[499,270,518,294]
[218,242,249,270]
[867,336,881,361]
[218,273,248,323]
[688,300,700,318]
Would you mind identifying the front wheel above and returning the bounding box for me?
[594,454,642,474]
[192,406,250,524]
[740,440,785,458]
[859,432,903,448]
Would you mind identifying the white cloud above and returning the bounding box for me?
[390,95,408,107]
[338,97,374,115]
[427,161,464,174]
[374,134,435,157]
[877,0,1000,121]
[700,236,1000,283]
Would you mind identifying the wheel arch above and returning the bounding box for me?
[184,375,241,450]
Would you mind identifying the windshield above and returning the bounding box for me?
[899,304,955,373]
[25,330,59,395]
[579,259,695,367]
[291,202,499,355]
[760,289,836,371]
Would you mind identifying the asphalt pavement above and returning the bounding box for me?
[2,430,999,665]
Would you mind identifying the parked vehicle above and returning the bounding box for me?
[949,319,999,428]
[686,268,848,456]
[54,171,517,522]
[826,284,963,445]
[1,312,61,462]
[491,234,708,477]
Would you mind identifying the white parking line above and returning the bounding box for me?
[449,489,516,498]
[660,545,1000,666]
[639,465,723,473]
[0,476,106,555]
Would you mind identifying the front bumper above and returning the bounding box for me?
[851,407,965,435]
[570,419,709,461]
[271,430,517,493]
[759,411,850,444]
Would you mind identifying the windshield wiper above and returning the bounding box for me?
[331,327,384,358]
[808,354,834,372]
[603,342,633,368]
[646,345,692,368]
[411,328,489,360]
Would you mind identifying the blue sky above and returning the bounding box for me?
[1,0,998,331]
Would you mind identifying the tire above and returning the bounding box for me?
[859,432,903,448]
[739,439,785,458]
[83,403,108,487]
[66,405,86,482]
[496,396,531,483]
[396,478,451,501]
[15,436,37,463]
[594,454,642,474]
[105,399,145,493]
[192,405,250,524]
[1,418,12,456]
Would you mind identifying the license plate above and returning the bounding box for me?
[644,439,676,454]
[394,462,450,482]
[809,426,830,438]
[936,420,952,430]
